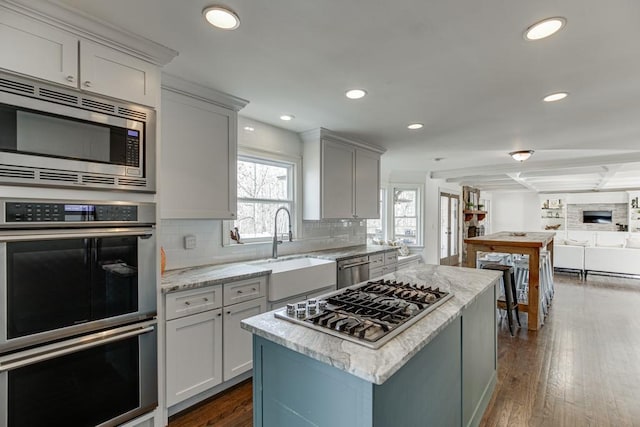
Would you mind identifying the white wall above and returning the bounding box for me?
[160,117,367,270]
[238,116,302,156]
[490,191,539,232]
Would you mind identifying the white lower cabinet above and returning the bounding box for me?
[370,251,399,279]
[165,308,223,407]
[223,297,267,381]
[165,276,267,408]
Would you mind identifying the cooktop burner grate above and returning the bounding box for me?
[274,278,453,349]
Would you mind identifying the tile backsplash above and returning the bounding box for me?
[160,219,366,270]
[567,203,627,231]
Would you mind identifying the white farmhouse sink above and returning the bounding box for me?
[258,257,336,302]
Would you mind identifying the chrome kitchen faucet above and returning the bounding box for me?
[272,206,293,258]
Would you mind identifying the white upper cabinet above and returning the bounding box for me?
[302,128,384,220]
[80,40,159,106]
[160,75,248,219]
[0,3,176,106]
[0,9,78,88]
[354,147,381,219]
[321,140,356,218]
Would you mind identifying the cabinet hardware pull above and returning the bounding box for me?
[66,75,74,82]
[227,311,231,314]
[217,313,222,317]
[203,297,209,302]
[184,301,191,305]
[252,288,257,291]
[237,290,243,293]
[84,81,92,87]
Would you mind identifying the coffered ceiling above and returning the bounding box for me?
[54,0,640,192]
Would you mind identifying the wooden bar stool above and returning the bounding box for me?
[482,263,521,336]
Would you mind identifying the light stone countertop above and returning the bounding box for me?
[160,245,401,294]
[241,264,501,385]
[161,262,271,294]
[307,244,398,261]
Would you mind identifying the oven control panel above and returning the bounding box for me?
[5,202,138,223]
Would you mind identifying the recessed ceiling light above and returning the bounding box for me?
[543,92,568,102]
[345,89,367,99]
[280,114,294,121]
[524,17,566,40]
[407,123,424,130]
[203,6,240,30]
[243,126,255,132]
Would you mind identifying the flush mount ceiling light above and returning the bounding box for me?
[203,5,240,30]
[345,89,367,99]
[407,123,424,130]
[509,150,535,162]
[543,92,569,102]
[524,17,566,40]
[280,114,295,121]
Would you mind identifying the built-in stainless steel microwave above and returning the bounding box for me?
[0,72,155,192]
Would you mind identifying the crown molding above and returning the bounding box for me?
[1,0,178,66]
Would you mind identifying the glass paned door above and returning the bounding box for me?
[440,192,460,265]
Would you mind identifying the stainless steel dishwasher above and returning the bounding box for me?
[337,255,370,289]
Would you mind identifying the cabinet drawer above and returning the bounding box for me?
[382,265,397,275]
[368,253,384,268]
[166,285,222,320]
[384,251,398,265]
[369,267,384,280]
[223,276,266,306]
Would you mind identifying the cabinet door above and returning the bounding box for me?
[80,39,159,106]
[354,148,381,219]
[321,140,354,218]
[223,297,266,381]
[0,9,78,87]
[166,309,223,406]
[160,89,237,219]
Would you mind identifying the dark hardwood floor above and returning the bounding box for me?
[168,273,640,427]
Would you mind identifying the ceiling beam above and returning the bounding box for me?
[430,153,640,180]
[595,165,621,190]
[507,173,539,192]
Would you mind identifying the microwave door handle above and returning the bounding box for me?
[0,322,155,372]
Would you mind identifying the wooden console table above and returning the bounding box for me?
[464,231,555,331]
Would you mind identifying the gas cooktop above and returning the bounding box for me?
[274,278,453,349]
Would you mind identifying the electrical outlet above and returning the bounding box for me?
[184,235,196,249]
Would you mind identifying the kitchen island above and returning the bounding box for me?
[464,231,555,330]
[242,264,501,427]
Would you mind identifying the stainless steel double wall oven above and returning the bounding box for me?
[0,198,158,427]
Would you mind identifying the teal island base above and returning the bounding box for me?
[252,285,497,427]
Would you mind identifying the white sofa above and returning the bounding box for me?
[584,246,640,277]
[553,233,640,278]
[553,244,585,277]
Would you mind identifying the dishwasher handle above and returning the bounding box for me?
[338,260,370,270]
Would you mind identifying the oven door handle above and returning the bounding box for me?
[0,227,154,242]
[0,321,156,372]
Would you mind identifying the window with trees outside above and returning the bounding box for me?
[233,155,295,242]
[392,186,422,246]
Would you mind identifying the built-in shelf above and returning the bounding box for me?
[540,198,566,231]
[464,210,487,222]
